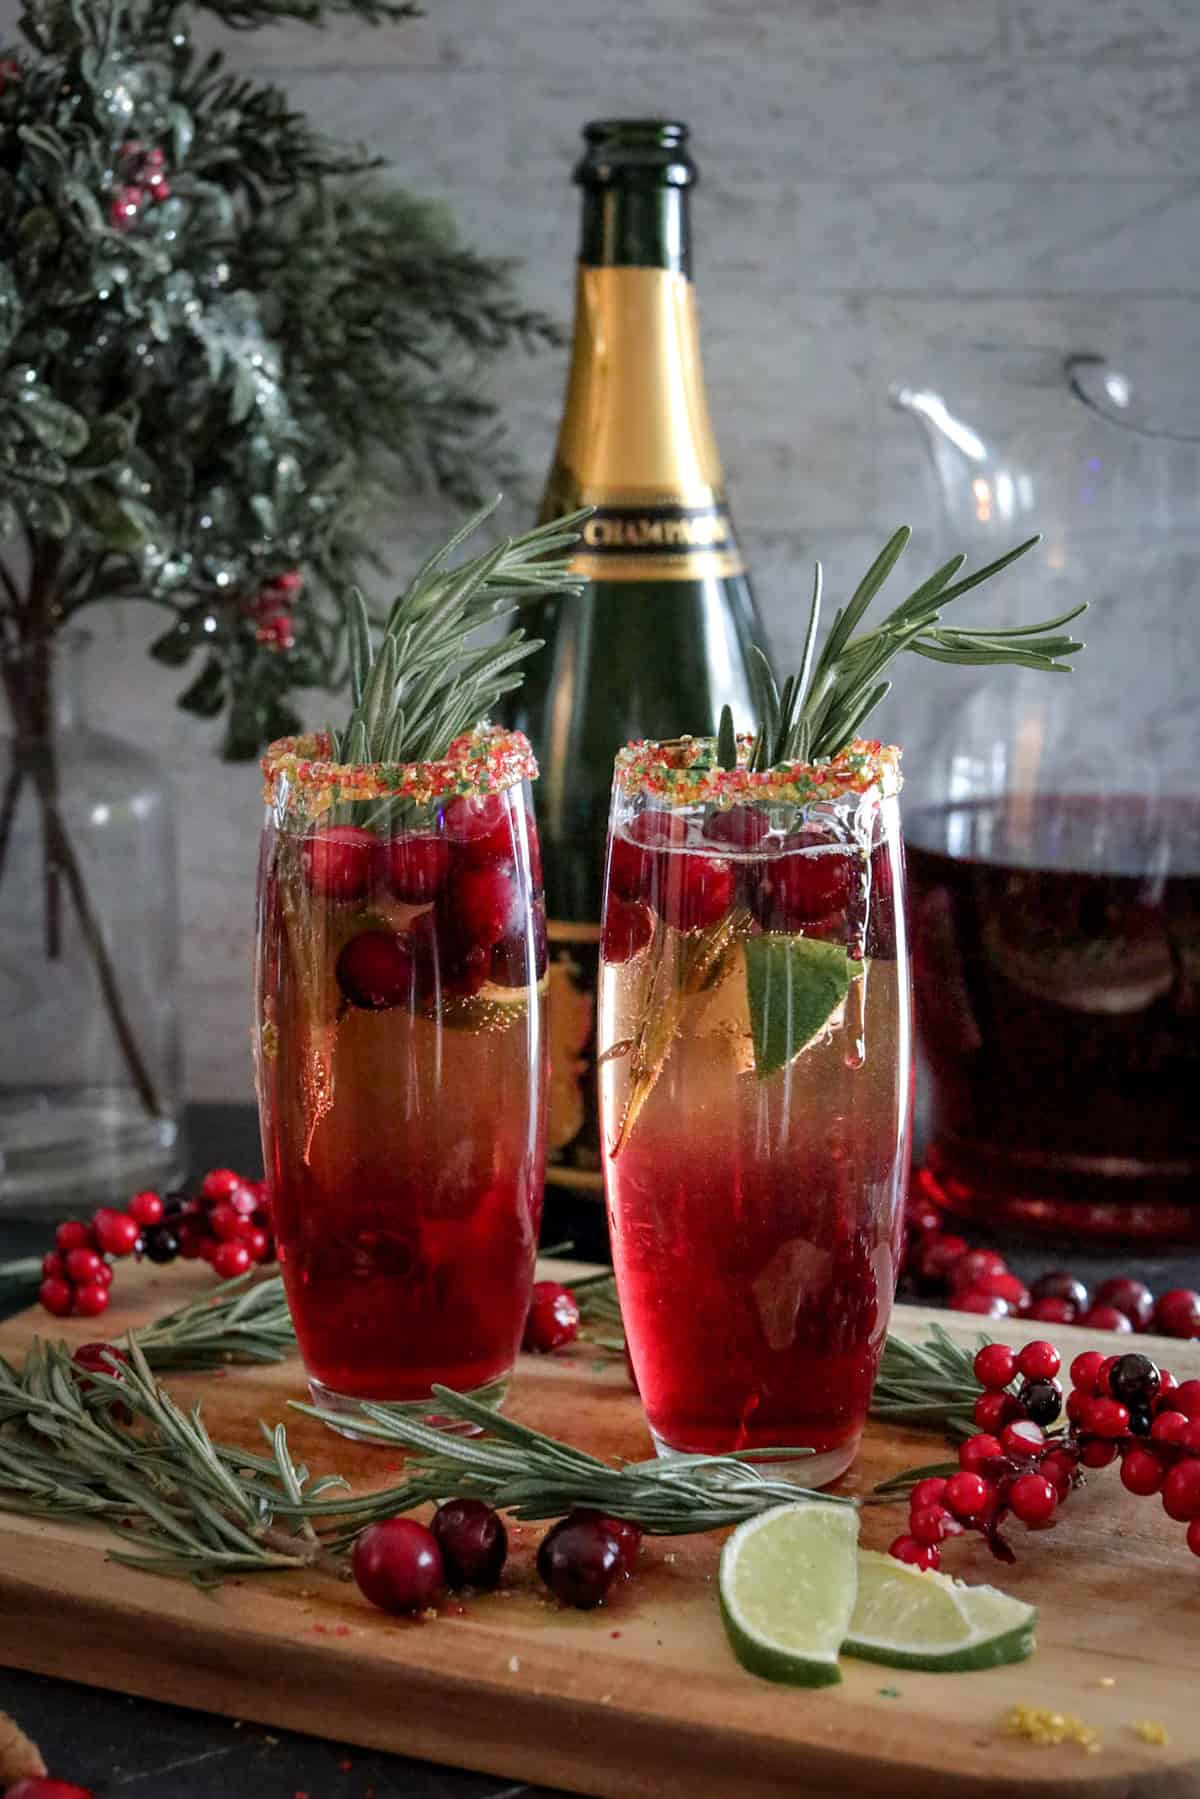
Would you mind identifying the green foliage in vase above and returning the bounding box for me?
[0,0,560,755]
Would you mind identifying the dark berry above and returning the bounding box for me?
[1107,1353,1161,1410]
[385,833,450,903]
[142,1225,180,1265]
[652,850,734,932]
[431,1498,508,1589]
[1155,1289,1200,1339]
[701,804,769,850]
[1127,1404,1154,1437]
[1018,1378,1063,1427]
[336,930,415,1010]
[301,824,378,902]
[1094,1276,1154,1332]
[601,897,654,964]
[523,1281,580,1353]
[1030,1269,1089,1315]
[750,839,854,931]
[571,1509,641,1577]
[537,1513,626,1609]
[352,1518,444,1614]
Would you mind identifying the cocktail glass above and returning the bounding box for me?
[255,727,547,1433]
[598,736,913,1484]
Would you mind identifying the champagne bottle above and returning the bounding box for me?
[515,118,769,1201]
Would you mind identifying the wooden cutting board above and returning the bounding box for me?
[1,1260,1199,1799]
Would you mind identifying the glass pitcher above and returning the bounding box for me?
[891,348,1199,1244]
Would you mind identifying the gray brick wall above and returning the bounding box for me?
[7,0,1198,1098]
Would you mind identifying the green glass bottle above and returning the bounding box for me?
[514,118,770,1204]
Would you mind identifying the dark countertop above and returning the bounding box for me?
[2,1104,1198,1798]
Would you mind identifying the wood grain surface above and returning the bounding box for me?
[1,1261,1198,1799]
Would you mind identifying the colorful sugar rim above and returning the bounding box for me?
[262,726,538,812]
[613,735,902,808]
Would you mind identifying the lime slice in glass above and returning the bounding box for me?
[844,1549,1037,1672]
[719,1501,859,1686]
[742,935,856,1080]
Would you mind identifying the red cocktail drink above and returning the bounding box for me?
[256,728,547,1428]
[599,737,913,1483]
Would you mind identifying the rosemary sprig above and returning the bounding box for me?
[869,1322,986,1440]
[134,1273,296,1371]
[328,496,590,766]
[722,527,1085,769]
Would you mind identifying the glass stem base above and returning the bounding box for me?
[306,1371,512,1441]
[649,1427,861,1490]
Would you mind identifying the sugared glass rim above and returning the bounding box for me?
[613,735,902,808]
[261,726,538,810]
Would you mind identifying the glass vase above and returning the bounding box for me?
[597,736,913,1485]
[255,728,548,1433]
[0,631,183,1213]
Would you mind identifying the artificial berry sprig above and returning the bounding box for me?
[902,1173,1200,1339]
[34,1169,274,1321]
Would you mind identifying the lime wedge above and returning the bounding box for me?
[719,1502,859,1686]
[844,1549,1037,1672]
[742,935,856,1080]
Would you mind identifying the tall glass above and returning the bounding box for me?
[598,737,913,1484]
[255,728,547,1431]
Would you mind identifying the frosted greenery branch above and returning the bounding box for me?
[717,528,1086,770]
[327,497,591,765]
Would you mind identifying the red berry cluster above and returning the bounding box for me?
[891,1340,1200,1571]
[109,140,170,232]
[903,1181,1200,1339]
[305,792,547,1015]
[36,1169,273,1318]
[352,1500,639,1616]
[601,809,899,966]
[252,569,304,652]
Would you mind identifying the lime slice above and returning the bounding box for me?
[844,1549,1037,1672]
[719,1502,859,1686]
[742,935,856,1080]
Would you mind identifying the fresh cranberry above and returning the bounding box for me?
[440,793,508,851]
[523,1281,580,1353]
[4,1782,97,1798]
[970,1271,1030,1313]
[54,1220,92,1254]
[491,906,549,986]
[537,1513,626,1608]
[1030,1270,1089,1315]
[336,930,415,1010]
[652,850,735,932]
[213,1241,253,1280]
[127,1190,164,1228]
[973,1391,1021,1432]
[601,897,654,965]
[446,863,522,951]
[910,1476,950,1509]
[958,1433,1004,1474]
[571,1510,641,1577]
[72,1342,130,1402]
[1161,1461,1200,1523]
[65,1247,104,1284]
[1120,1445,1165,1497]
[352,1518,444,1614]
[1171,1379,1200,1420]
[74,1282,110,1318]
[953,1291,1013,1318]
[702,804,770,850]
[943,1471,991,1522]
[245,1227,271,1263]
[912,1232,969,1291]
[750,838,854,931]
[431,1498,508,1589]
[1155,1290,1200,1339]
[908,1504,950,1545]
[301,824,378,902]
[951,1249,1008,1293]
[385,833,451,903]
[1027,1296,1078,1326]
[39,1277,73,1317]
[93,1209,141,1258]
[1069,1350,1107,1394]
[1008,1473,1057,1526]
[1094,1276,1154,1332]
[1017,1341,1061,1383]
[973,1343,1018,1391]
[905,1196,944,1238]
[888,1535,940,1571]
[1080,1304,1133,1334]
